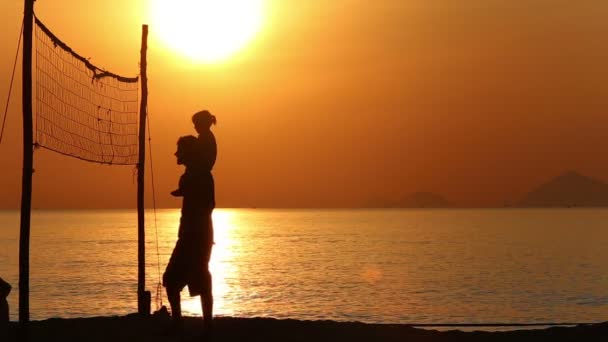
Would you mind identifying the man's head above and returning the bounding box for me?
[175,135,200,166]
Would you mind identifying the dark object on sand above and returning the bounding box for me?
[0,277,10,324]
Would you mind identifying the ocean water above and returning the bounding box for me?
[1,208,608,325]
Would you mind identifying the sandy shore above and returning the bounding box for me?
[3,314,607,341]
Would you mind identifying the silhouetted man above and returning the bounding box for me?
[164,135,215,336]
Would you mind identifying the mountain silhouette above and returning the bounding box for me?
[519,171,608,207]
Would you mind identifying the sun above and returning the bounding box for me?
[150,0,265,63]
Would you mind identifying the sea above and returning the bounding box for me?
[1,208,608,326]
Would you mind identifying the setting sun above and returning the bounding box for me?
[150,0,264,63]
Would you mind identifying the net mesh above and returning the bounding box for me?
[34,18,140,165]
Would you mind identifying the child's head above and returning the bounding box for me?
[192,110,217,134]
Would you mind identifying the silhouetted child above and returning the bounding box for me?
[171,110,216,201]
[0,277,10,325]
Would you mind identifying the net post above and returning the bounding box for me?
[19,0,35,338]
[137,24,150,316]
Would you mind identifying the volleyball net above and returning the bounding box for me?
[33,17,140,165]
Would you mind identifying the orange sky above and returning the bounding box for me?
[1,0,608,209]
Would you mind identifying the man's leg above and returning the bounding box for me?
[201,270,213,328]
[166,286,182,324]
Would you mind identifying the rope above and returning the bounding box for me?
[146,111,163,310]
[0,19,23,146]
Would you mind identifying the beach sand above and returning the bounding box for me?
[3,314,607,341]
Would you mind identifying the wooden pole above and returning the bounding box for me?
[137,24,149,316]
[19,0,35,334]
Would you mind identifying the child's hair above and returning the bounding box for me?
[192,110,217,127]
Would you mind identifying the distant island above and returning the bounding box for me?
[518,170,608,207]
[366,171,608,209]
